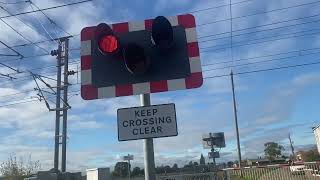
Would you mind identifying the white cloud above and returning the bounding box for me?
[253,72,320,126]
[153,0,190,14]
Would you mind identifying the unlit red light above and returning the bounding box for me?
[98,35,118,53]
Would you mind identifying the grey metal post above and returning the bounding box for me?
[140,94,156,180]
[61,38,69,172]
[128,158,131,180]
[54,40,62,172]
[211,146,216,168]
[231,71,242,168]
[209,134,216,169]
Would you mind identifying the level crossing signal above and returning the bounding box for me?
[80,14,203,100]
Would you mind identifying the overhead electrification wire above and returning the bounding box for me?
[0,62,19,72]
[3,48,320,88]
[0,99,38,108]
[27,3,59,45]
[0,48,79,63]
[0,83,80,99]
[229,0,234,68]
[0,16,49,53]
[0,1,317,53]
[198,0,320,27]
[204,61,320,79]
[0,40,23,57]
[3,47,320,85]
[203,47,320,66]
[201,29,320,53]
[189,0,254,14]
[7,59,79,76]
[0,5,48,41]
[203,51,320,72]
[0,0,28,5]
[201,28,320,49]
[0,53,20,57]
[29,0,72,36]
[199,18,320,43]
[0,0,93,19]
[0,35,76,51]
[0,12,317,53]
[199,13,320,39]
[1,13,318,53]
[3,27,318,64]
[2,60,320,103]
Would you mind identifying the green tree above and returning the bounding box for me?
[113,162,130,177]
[300,148,320,162]
[0,155,40,180]
[200,154,205,165]
[172,163,178,172]
[227,161,234,168]
[131,167,143,176]
[264,142,284,161]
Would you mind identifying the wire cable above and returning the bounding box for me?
[0,2,318,54]
[27,3,59,45]
[2,60,320,103]
[0,5,46,39]
[203,47,320,67]
[190,0,254,14]
[204,61,320,79]
[0,62,19,72]
[0,99,38,108]
[201,29,320,53]
[29,0,72,36]
[0,16,49,53]
[0,0,28,5]
[229,0,234,69]
[199,13,320,39]
[3,27,318,64]
[198,0,320,27]
[201,28,320,49]
[2,12,318,51]
[0,0,93,19]
[203,51,320,72]
[0,40,23,57]
[199,18,320,43]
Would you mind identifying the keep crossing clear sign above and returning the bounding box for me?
[117,103,177,141]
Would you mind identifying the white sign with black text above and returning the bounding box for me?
[117,103,177,141]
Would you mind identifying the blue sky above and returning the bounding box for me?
[0,0,319,171]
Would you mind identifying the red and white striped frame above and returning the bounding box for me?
[80,14,203,100]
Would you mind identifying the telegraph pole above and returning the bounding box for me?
[231,71,242,168]
[289,133,295,161]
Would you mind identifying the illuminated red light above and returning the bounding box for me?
[98,35,118,53]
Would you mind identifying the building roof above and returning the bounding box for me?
[313,124,320,131]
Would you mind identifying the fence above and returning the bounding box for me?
[157,171,226,180]
[157,162,320,180]
[225,162,320,180]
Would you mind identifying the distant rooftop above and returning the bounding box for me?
[312,124,320,131]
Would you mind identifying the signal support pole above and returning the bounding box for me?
[54,40,62,172]
[61,38,69,172]
[53,37,70,173]
[140,94,156,180]
[210,143,216,168]
[231,71,242,169]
